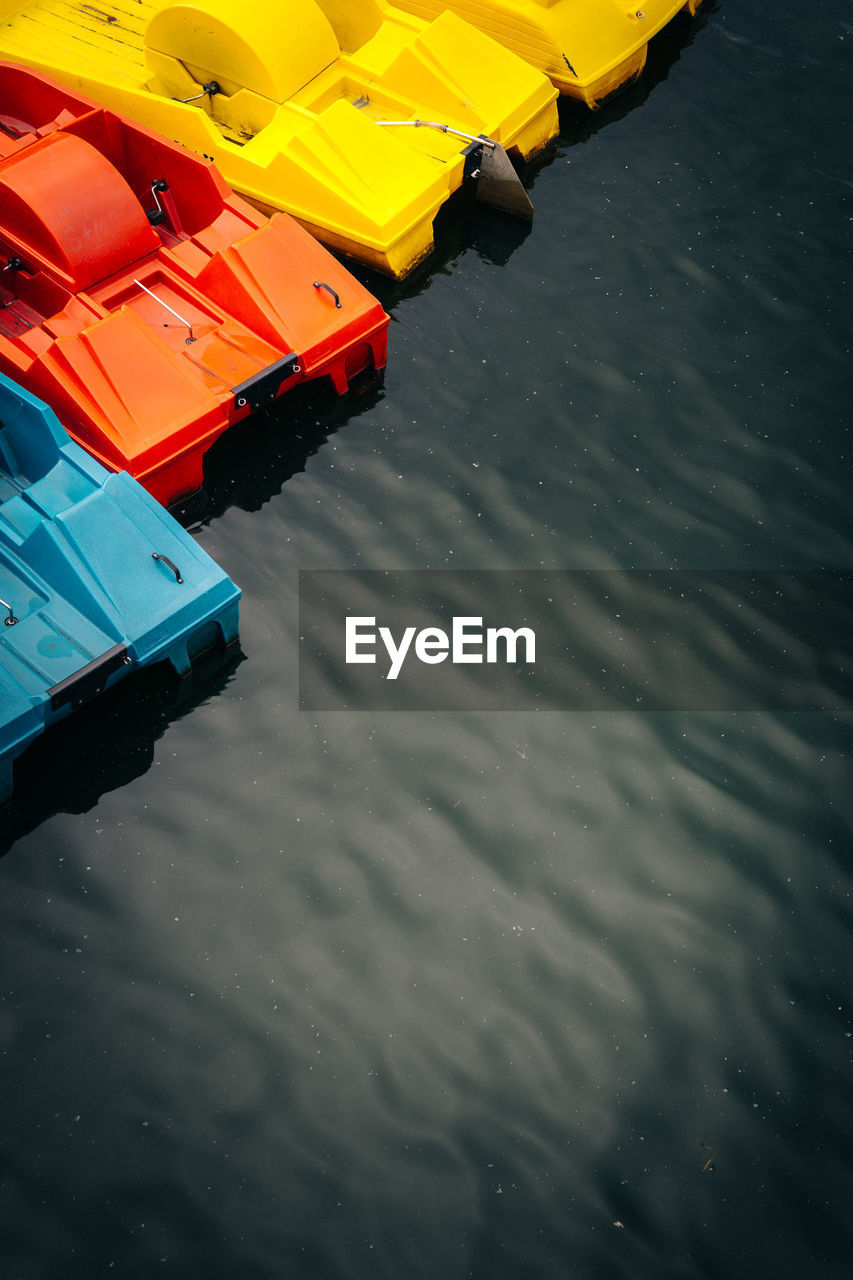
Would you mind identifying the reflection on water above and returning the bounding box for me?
[1,651,243,855]
[171,375,387,525]
[2,2,852,1278]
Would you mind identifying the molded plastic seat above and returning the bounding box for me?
[145,0,340,102]
[0,131,159,289]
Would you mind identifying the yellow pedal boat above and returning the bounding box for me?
[0,0,559,277]
[390,0,704,106]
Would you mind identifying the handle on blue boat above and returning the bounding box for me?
[152,553,183,584]
[313,281,342,308]
[1,596,17,626]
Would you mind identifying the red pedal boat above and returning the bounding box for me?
[0,64,389,506]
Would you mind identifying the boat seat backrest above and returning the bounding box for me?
[145,0,341,104]
[0,374,66,488]
[0,131,159,291]
[310,0,382,53]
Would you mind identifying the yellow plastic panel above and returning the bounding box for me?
[145,0,340,103]
[312,0,383,53]
[389,0,701,101]
[284,98,442,231]
[0,0,560,274]
[270,98,450,273]
[381,10,551,139]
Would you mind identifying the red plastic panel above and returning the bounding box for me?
[0,131,159,290]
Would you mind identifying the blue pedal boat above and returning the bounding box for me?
[0,372,240,803]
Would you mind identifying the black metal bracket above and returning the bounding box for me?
[462,137,486,181]
[232,351,300,413]
[48,643,129,711]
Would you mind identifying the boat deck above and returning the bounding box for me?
[0,1,559,275]
[1,0,151,81]
[0,0,261,144]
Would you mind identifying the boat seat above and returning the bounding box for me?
[145,0,341,104]
[0,131,159,291]
[310,0,382,54]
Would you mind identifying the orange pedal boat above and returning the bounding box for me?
[0,64,389,506]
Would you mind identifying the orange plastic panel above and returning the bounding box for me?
[0,131,159,290]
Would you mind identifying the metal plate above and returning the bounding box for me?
[476,142,534,221]
[233,352,300,413]
[48,643,129,711]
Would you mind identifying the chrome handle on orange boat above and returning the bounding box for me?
[133,279,195,343]
[147,179,168,225]
[152,553,183,584]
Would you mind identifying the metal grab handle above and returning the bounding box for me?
[376,119,496,149]
[133,278,195,343]
[313,281,342,309]
[1,595,17,626]
[152,552,183,584]
[149,179,167,217]
[180,81,221,103]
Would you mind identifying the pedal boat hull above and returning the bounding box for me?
[0,65,389,505]
[0,0,559,276]
[0,373,241,804]
[390,0,704,106]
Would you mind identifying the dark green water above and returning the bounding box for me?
[2,3,852,1277]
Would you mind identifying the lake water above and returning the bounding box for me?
[2,3,852,1277]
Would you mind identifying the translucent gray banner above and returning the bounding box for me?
[298,571,853,711]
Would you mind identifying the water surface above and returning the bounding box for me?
[2,3,852,1277]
